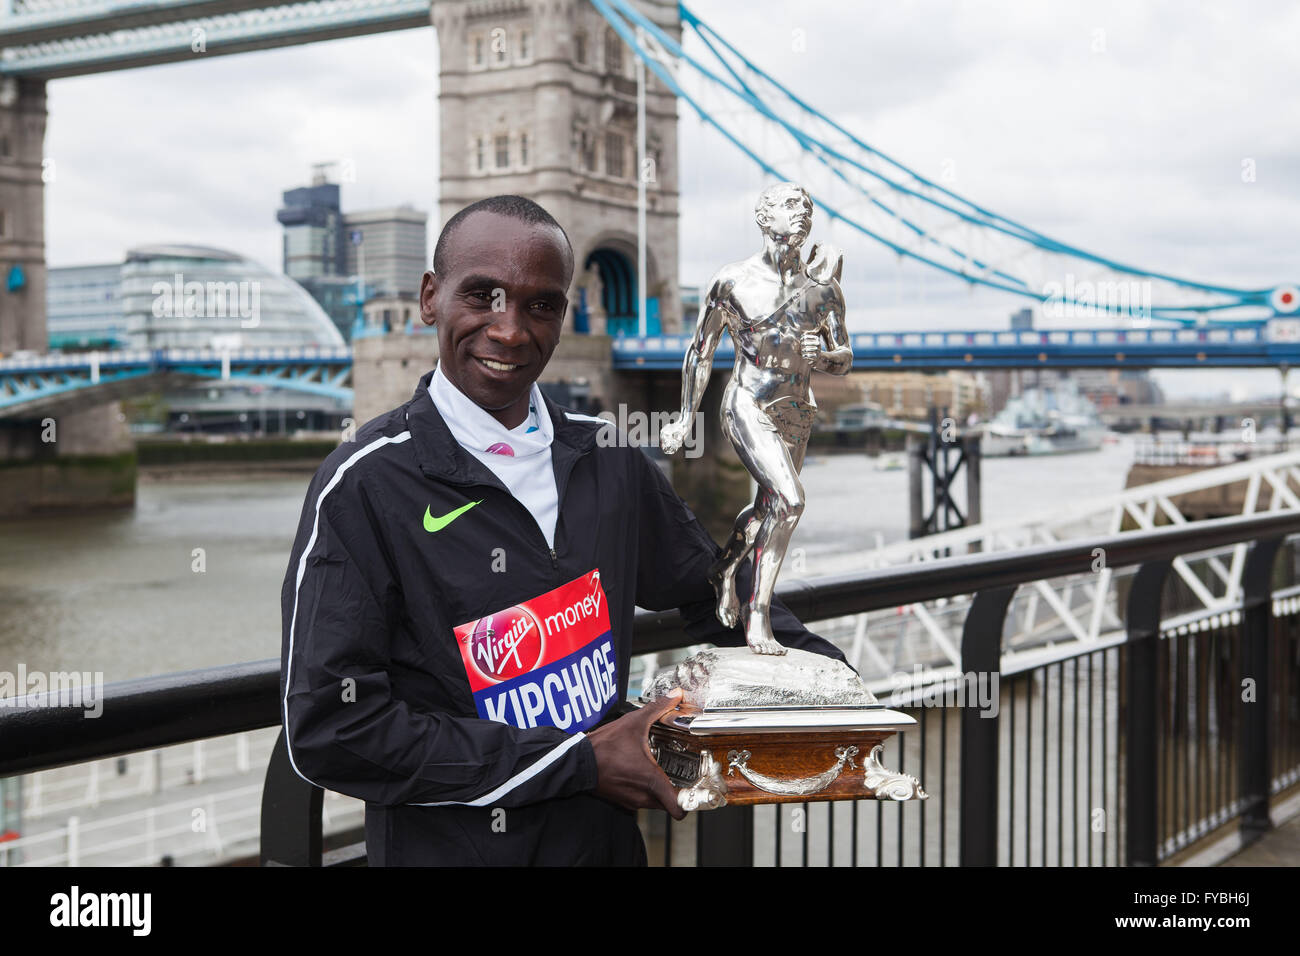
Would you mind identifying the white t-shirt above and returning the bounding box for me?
[427,363,560,550]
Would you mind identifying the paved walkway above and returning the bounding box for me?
[1220,812,1300,866]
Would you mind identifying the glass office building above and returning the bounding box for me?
[277,182,346,283]
[120,244,345,350]
[47,245,348,432]
[341,206,427,301]
[50,245,345,352]
[46,262,124,349]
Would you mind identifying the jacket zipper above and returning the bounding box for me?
[430,409,589,584]
[442,470,559,576]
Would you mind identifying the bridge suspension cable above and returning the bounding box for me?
[592,0,1297,328]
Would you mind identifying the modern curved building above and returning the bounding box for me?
[47,244,349,432]
[119,244,345,350]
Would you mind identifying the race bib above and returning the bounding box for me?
[452,569,617,732]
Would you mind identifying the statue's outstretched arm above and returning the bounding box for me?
[661,276,728,455]
[677,276,728,422]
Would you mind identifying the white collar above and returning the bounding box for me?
[429,362,554,457]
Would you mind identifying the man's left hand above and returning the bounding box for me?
[587,690,687,820]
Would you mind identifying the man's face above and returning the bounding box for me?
[420,211,572,427]
[759,187,812,246]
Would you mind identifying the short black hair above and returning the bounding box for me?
[433,195,574,278]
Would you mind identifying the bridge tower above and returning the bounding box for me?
[431,0,682,337]
[0,77,46,355]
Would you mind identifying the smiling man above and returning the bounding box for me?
[280,194,847,866]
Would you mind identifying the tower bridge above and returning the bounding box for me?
[1,0,1296,521]
[0,1,1298,872]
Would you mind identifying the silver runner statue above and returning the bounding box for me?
[660,182,852,654]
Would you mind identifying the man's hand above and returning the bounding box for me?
[587,689,687,820]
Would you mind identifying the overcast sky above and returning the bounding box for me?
[42,0,1300,400]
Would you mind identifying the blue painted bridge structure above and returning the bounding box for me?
[11,319,1300,418]
[615,320,1300,370]
[0,346,352,417]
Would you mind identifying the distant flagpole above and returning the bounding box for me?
[636,24,647,338]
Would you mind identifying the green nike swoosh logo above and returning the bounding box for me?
[423,500,483,533]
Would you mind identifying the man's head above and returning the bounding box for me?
[754,182,812,247]
[421,195,575,427]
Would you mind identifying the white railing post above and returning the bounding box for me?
[206,796,221,856]
[86,763,100,808]
[27,774,42,819]
[66,816,80,867]
[236,733,249,774]
[193,741,204,785]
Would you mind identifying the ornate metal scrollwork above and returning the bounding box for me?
[677,748,728,811]
[863,743,928,801]
[725,744,860,796]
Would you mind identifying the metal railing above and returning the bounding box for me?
[1133,437,1300,467]
[3,511,1300,866]
[643,514,1300,866]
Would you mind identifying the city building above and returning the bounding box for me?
[276,174,356,341]
[982,309,1163,414]
[274,168,428,340]
[120,244,345,351]
[341,205,426,301]
[854,369,990,422]
[46,262,122,349]
[362,294,419,333]
[277,177,346,283]
[123,244,347,431]
[46,245,347,432]
[680,284,700,330]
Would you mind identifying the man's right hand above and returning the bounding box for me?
[587,690,687,820]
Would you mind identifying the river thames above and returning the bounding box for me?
[0,438,1136,681]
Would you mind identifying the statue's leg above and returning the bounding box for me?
[708,390,762,627]
[725,397,804,655]
[708,497,762,628]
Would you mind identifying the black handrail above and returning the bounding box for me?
[3,509,1298,777]
[2,509,1299,868]
[0,660,278,777]
[635,510,1300,650]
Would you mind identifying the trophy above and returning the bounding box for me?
[652,182,927,810]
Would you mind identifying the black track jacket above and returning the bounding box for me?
[280,368,847,866]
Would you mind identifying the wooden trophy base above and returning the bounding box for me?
[649,703,928,810]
